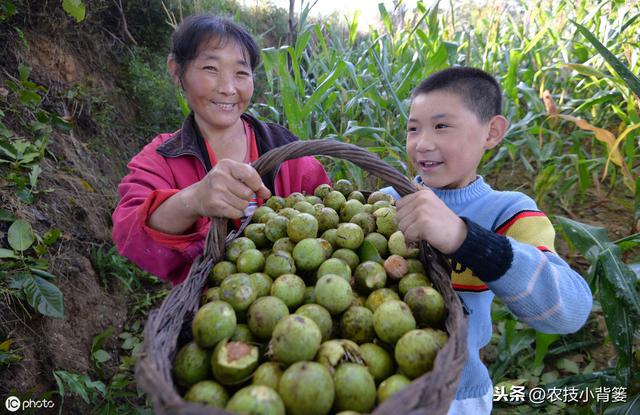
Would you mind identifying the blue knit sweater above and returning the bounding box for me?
[382,176,593,401]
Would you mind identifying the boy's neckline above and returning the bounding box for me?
[415,175,492,205]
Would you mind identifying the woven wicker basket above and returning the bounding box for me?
[135,140,468,415]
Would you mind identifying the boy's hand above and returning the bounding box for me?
[396,188,467,255]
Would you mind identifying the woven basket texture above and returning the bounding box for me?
[135,140,468,415]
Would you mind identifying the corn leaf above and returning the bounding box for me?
[571,20,640,98]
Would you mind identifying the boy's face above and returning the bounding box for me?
[406,90,503,189]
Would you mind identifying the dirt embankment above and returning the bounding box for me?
[0,8,156,410]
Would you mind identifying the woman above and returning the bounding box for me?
[112,15,330,285]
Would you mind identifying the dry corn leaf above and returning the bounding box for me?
[549,114,637,193]
[542,90,557,115]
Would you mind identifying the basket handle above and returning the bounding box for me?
[203,139,420,259]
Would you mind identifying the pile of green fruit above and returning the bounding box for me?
[173,180,448,415]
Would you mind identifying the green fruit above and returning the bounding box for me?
[247,296,290,339]
[287,213,318,242]
[292,238,327,271]
[201,286,221,305]
[340,306,375,344]
[265,196,285,211]
[236,249,265,274]
[377,374,411,403]
[220,273,257,312]
[264,251,296,278]
[316,258,351,282]
[404,286,446,328]
[334,179,354,197]
[265,215,289,242]
[173,341,212,387]
[252,206,275,223]
[395,329,443,378]
[315,274,353,315]
[278,207,299,220]
[272,237,295,253]
[367,191,394,205]
[423,327,448,348]
[316,339,364,372]
[211,339,259,385]
[388,231,419,258]
[335,223,364,250]
[359,343,394,383]
[252,362,283,390]
[293,200,315,214]
[305,195,323,205]
[332,248,360,270]
[324,190,347,212]
[271,315,322,365]
[278,361,335,415]
[348,190,365,203]
[270,274,306,308]
[285,192,306,208]
[231,324,255,343]
[314,183,333,199]
[192,301,237,348]
[339,199,365,222]
[295,303,333,341]
[365,288,400,312]
[350,212,376,235]
[303,286,316,304]
[320,228,337,247]
[372,300,416,344]
[249,272,272,297]
[373,207,397,237]
[372,200,393,212]
[226,237,256,262]
[333,363,376,413]
[184,380,228,408]
[406,258,426,274]
[210,261,237,286]
[226,385,285,415]
[354,261,387,293]
[316,238,333,259]
[363,232,388,257]
[244,223,270,249]
[398,273,431,297]
[315,207,340,233]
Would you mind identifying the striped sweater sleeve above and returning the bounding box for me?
[451,206,592,334]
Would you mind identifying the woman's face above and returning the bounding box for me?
[173,38,254,136]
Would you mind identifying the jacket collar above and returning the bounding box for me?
[156,112,204,163]
[156,113,268,166]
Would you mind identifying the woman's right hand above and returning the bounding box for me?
[147,159,271,235]
[187,159,272,219]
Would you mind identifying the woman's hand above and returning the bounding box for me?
[148,159,271,235]
[188,159,272,219]
[396,187,467,255]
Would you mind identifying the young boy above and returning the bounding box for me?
[381,67,592,414]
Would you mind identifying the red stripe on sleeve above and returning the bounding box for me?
[452,283,489,292]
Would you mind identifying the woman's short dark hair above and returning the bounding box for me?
[412,67,502,122]
[170,15,260,77]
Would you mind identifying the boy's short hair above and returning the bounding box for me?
[411,67,502,122]
[170,15,260,77]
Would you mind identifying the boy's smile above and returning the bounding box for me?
[406,91,504,189]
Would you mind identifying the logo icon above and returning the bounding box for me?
[5,396,20,412]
